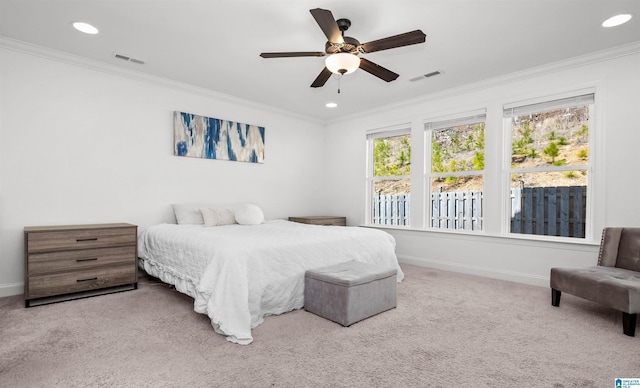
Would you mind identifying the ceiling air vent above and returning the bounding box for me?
[113,53,145,65]
[409,71,441,82]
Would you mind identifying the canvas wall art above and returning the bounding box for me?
[174,111,265,163]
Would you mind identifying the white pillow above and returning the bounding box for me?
[201,207,237,226]
[172,203,206,225]
[172,203,243,225]
[234,204,264,225]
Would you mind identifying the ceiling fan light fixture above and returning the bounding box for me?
[325,53,360,75]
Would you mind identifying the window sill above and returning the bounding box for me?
[361,224,600,248]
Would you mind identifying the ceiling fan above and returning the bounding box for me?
[260,8,426,88]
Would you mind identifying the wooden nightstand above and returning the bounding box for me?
[288,216,346,226]
[24,223,138,307]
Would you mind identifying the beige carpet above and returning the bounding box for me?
[1,264,638,387]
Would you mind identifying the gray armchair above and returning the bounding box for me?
[550,227,640,336]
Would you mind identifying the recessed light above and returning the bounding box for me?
[602,14,633,28]
[72,21,99,34]
[325,102,338,108]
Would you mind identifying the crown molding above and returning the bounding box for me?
[0,36,323,125]
[328,40,640,125]
[3,36,638,128]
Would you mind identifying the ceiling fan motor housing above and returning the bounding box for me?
[325,37,361,54]
[325,18,360,55]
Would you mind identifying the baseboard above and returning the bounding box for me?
[0,282,24,298]
[2,260,548,297]
[397,255,549,288]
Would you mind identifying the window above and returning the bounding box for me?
[504,93,593,239]
[425,113,486,231]
[366,128,411,226]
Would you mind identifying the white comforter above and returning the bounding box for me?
[137,220,403,344]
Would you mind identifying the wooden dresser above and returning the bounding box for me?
[24,223,138,307]
[288,216,346,226]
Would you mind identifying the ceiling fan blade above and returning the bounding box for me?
[311,67,333,88]
[310,8,344,44]
[360,30,426,53]
[260,52,326,58]
[359,58,399,82]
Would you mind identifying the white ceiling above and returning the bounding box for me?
[1,0,639,122]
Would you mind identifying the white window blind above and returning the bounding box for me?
[503,93,594,117]
[366,127,411,140]
[425,113,486,131]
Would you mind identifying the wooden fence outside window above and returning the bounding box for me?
[372,185,586,238]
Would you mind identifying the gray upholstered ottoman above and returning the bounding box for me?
[304,261,397,326]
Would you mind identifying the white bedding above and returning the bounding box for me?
[137,220,403,344]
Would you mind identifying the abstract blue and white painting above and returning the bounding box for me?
[174,111,265,163]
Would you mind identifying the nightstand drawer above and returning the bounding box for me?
[27,265,137,299]
[26,227,136,253]
[27,246,136,276]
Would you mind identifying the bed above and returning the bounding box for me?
[137,208,403,345]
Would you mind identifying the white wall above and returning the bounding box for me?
[2,42,639,296]
[0,46,327,296]
[324,46,640,286]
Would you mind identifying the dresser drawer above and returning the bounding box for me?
[27,246,136,276]
[26,227,136,253]
[24,223,138,307]
[27,265,137,299]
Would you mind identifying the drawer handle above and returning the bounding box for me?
[76,257,98,262]
[76,238,98,242]
[77,277,98,282]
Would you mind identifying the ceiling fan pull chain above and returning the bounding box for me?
[338,75,341,94]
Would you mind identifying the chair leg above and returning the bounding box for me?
[551,289,561,307]
[622,312,637,337]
